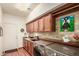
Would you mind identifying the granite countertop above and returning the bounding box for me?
[47,43,79,56]
[34,39,79,56]
[23,37,79,56]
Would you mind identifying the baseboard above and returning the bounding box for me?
[4,47,24,53]
[17,47,23,49]
[5,49,17,53]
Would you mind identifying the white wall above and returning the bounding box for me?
[0,5,2,55]
[0,6,2,23]
[26,3,65,23]
[3,13,26,51]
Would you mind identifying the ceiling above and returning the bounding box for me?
[0,3,39,18]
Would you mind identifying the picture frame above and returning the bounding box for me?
[60,16,74,32]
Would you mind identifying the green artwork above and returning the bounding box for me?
[60,16,74,32]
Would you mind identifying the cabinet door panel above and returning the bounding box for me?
[25,41,28,51]
[29,42,34,56]
[28,41,31,54]
[26,41,34,56]
[26,24,30,32]
[38,18,44,32]
[30,23,34,32]
[44,14,53,32]
[23,39,26,49]
[27,23,34,33]
[33,20,39,32]
[23,39,28,51]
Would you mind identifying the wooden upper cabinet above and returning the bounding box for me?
[38,18,44,32]
[26,14,55,32]
[44,14,53,32]
[33,20,39,32]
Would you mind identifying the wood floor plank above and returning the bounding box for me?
[4,48,30,56]
[17,48,30,56]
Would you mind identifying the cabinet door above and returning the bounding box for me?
[23,39,26,49]
[33,20,39,32]
[23,39,28,51]
[38,18,44,32]
[30,22,34,32]
[27,41,34,56]
[28,41,31,54]
[29,42,34,56]
[26,24,30,32]
[44,14,53,32]
[26,23,32,32]
[26,23,32,33]
[26,40,28,51]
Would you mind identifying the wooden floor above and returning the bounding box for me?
[4,48,30,56]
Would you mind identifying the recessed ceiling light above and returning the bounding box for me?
[14,3,32,11]
[27,7,31,10]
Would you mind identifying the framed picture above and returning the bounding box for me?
[0,26,3,36]
[60,16,74,32]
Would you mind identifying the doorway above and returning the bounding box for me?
[3,23,18,51]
